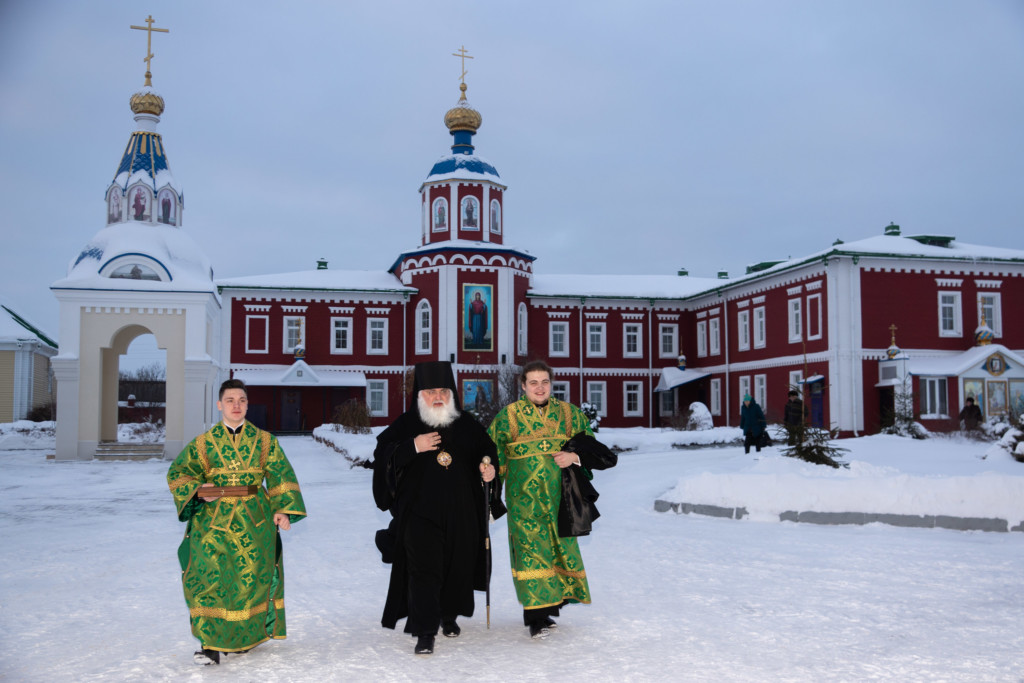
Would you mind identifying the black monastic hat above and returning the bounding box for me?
[409,360,461,410]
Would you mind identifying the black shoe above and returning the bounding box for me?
[529,622,550,639]
[193,649,220,665]
[414,635,435,654]
[442,619,461,637]
[542,616,557,629]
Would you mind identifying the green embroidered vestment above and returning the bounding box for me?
[167,422,306,652]
[488,397,593,610]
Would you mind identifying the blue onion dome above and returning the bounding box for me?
[975,323,995,346]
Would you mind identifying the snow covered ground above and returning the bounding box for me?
[1,425,1022,682]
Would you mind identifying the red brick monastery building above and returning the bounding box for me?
[216,81,1024,435]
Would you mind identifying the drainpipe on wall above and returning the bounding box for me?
[648,300,654,429]
[578,298,585,406]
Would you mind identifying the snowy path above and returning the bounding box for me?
[1,436,1022,682]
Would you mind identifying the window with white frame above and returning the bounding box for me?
[551,381,570,402]
[586,381,607,416]
[246,315,269,353]
[659,390,675,417]
[788,370,803,392]
[283,316,305,353]
[367,318,388,354]
[938,292,962,337]
[460,196,480,230]
[624,382,643,416]
[738,376,751,405]
[415,301,431,354]
[659,323,678,358]
[806,294,822,340]
[331,317,353,354]
[517,303,528,355]
[788,298,802,343]
[979,293,1002,336]
[431,197,448,232]
[737,310,750,351]
[623,323,642,358]
[549,321,569,357]
[754,374,767,410]
[587,322,606,357]
[489,199,501,234]
[367,379,388,417]
[920,377,948,418]
[696,320,708,357]
[709,317,721,355]
[753,306,766,348]
[710,378,721,416]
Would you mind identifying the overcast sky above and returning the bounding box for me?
[2,0,1022,341]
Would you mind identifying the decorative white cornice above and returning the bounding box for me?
[83,306,183,315]
[786,286,803,296]
[736,300,749,308]
[696,310,707,319]
[547,311,572,319]
[244,304,272,313]
[329,306,356,314]
[281,305,307,314]
[934,278,962,288]
[584,312,608,319]
[622,313,645,320]
[366,307,390,316]
[752,296,765,304]
[805,280,823,291]
[975,279,1002,289]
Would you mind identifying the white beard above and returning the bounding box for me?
[417,394,459,428]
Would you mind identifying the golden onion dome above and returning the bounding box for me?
[444,83,482,133]
[130,89,165,117]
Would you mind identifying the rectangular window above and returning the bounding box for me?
[737,310,750,351]
[551,381,570,403]
[979,293,1002,337]
[709,318,721,355]
[696,320,708,357]
[283,316,305,353]
[659,323,678,358]
[331,317,352,354]
[246,315,269,354]
[549,321,569,357]
[806,294,822,340]
[624,381,643,416]
[416,307,431,354]
[623,323,642,358]
[938,292,962,337]
[367,379,388,417]
[788,370,803,392]
[659,390,675,417]
[587,322,606,357]
[788,298,802,343]
[753,306,766,348]
[586,381,607,417]
[710,378,721,416]
[367,318,388,354]
[921,377,948,418]
[738,376,751,406]
[754,374,767,411]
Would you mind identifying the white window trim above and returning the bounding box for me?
[738,376,751,406]
[806,294,822,341]
[431,197,448,232]
[245,315,269,354]
[788,298,802,343]
[696,320,708,357]
[710,378,721,416]
[461,196,480,231]
[490,198,502,234]
[586,322,607,358]
[659,390,675,417]
[920,377,949,418]
[938,291,962,338]
[517,303,528,355]
[549,321,569,357]
[415,301,432,355]
[659,323,678,358]
[709,317,721,356]
[551,381,570,403]
[283,316,305,353]
[754,374,767,412]
[978,292,1002,337]
[367,318,388,355]
[737,310,750,351]
[330,316,353,355]
[753,306,766,349]
[789,370,803,392]
[623,323,642,358]
[367,379,388,417]
[623,382,644,417]
[586,381,607,417]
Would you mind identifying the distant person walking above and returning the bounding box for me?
[740,394,766,454]
[783,389,805,445]
[958,396,984,431]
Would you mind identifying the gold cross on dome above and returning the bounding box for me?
[888,323,897,346]
[130,15,169,86]
[451,45,473,84]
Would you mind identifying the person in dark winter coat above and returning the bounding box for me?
[372,361,503,656]
[783,389,805,445]
[958,397,984,431]
[740,394,766,454]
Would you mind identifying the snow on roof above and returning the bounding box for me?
[907,344,1024,377]
[654,366,710,392]
[423,153,502,185]
[530,273,724,300]
[233,361,367,387]
[218,268,413,293]
[0,300,57,347]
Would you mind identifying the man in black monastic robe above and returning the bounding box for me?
[372,361,503,655]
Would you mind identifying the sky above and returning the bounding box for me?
[1,1,1023,344]
[2,424,1022,680]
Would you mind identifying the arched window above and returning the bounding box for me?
[432,197,448,232]
[107,188,124,224]
[490,199,501,234]
[127,185,152,222]
[461,196,480,230]
[517,302,528,356]
[416,300,432,354]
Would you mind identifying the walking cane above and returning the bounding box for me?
[482,455,493,629]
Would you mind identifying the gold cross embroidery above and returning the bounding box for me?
[229,474,240,486]
[539,440,552,451]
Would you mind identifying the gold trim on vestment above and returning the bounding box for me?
[197,438,211,473]
[512,566,587,581]
[202,636,271,653]
[190,598,284,621]
[167,475,197,491]
[267,482,301,498]
[260,431,271,470]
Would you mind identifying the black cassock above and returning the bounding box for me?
[373,410,504,635]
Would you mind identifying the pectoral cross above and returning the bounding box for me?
[452,45,473,84]
[130,15,169,87]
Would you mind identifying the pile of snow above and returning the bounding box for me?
[686,401,714,431]
[0,420,54,450]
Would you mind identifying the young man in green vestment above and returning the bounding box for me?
[167,379,307,665]
[487,360,596,639]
